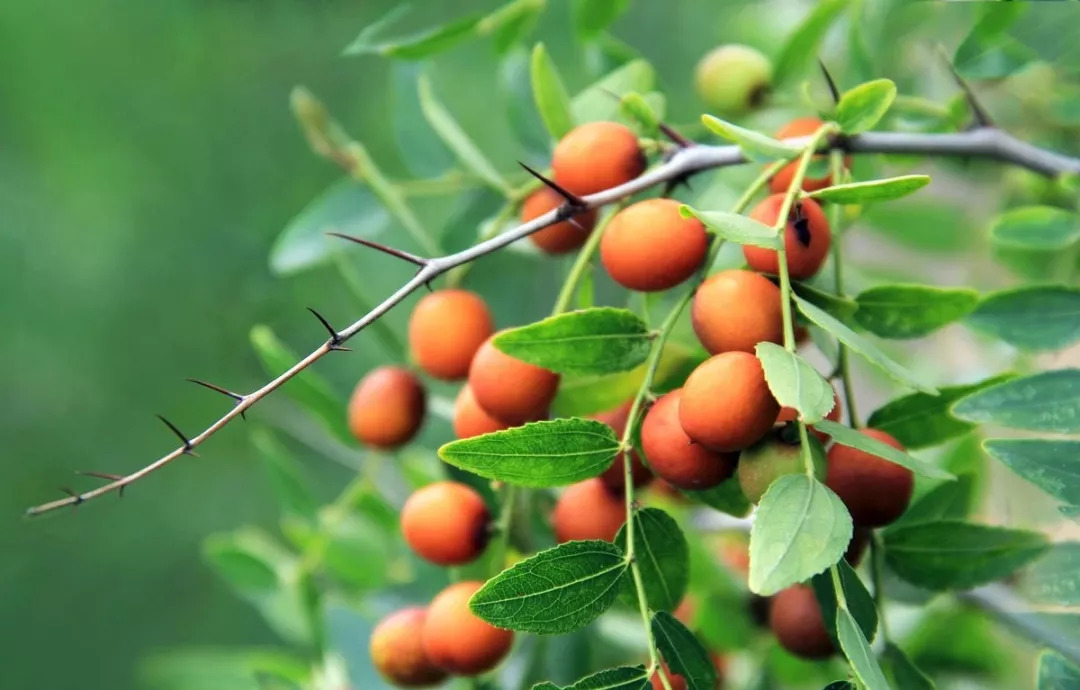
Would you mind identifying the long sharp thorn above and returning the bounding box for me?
[187,378,247,419]
[326,232,427,267]
[938,46,994,128]
[61,487,83,508]
[306,306,348,351]
[78,471,127,497]
[517,162,585,207]
[818,59,841,104]
[659,123,693,149]
[156,414,197,456]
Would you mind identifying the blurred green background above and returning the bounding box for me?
[5,1,1080,688]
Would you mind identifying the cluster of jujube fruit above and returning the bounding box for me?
[350,62,917,685]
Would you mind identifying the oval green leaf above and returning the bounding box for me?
[615,508,689,612]
[568,665,649,690]
[494,308,653,375]
[651,611,718,690]
[968,286,1080,351]
[1020,542,1080,607]
[573,0,631,41]
[989,206,1080,251]
[811,561,878,645]
[836,78,897,134]
[837,608,889,690]
[469,540,628,634]
[853,284,978,339]
[685,476,752,518]
[883,520,1049,590]
[794,294,938,394]
[952,370,1080,434]
[531,43,575,140]
[807,175,930,204]
[791,282,858,323]
[343,8,480,60]
[756,342,835,424]
[983,438,1080,507]
[680,205,781,249]
[773,0,848,87]
[1039,650,1080,690]
[252,429,319,520]
[881,643,936,690]
[749,475,853,596]
[572,60,655,123]
[702,114,801,162]
[814,420,954,479]
[438,418,620,487]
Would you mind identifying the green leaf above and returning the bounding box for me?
[867,375,1014,449]
[774,0,849,87]
[321,515,390,591]
[573,0,630,41]
[1038,650,1080,690]
[882,643,936,690]
[478,0,543,54]
[531,43,575,140]
[815,420,954,479]
[968,286,1080,351]
[791,282,858,323]
[954,12,1036,81]
[494,308,652,375]
[883,520,1049,590]
[270,179,390,276]
[756,342,835,424]
[989,206,1080,251]
[249,326,353,446]
[889,475,976,530]
[701,114,801,162]
[836,609,889,690]
[252,429,319,520]
[863,199,972,253]
[572,60,655,123]
[418,74,511,195]
[984,438,1080,508]
[470,540,628,634]
[952,370,1080,433]
[204,535,279,592]
[391,63,454,177]
[807,175,930,204]
[615,509,688,612]
[651,611,718,690]
[836,79,897,134]
[853,284,978,339]
[439,418,619,487]
[811,562,877,644]
[1020,542,1080,606]
[567,666,649,690]
[680,205,781,249]
[686,476,752,518]
[822,684,857,690]
[343,8,480,59]
[794,294,937,394]
[552,344,698,416]
[619,92,662,136]
[749,475,853,596]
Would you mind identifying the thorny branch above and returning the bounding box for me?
[26,127,1080,517]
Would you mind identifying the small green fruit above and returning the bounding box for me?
[694,44,773,115]
[736,428,826,503]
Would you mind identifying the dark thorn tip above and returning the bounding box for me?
[156,414,194,452]
[659,122,693,149]
[326,232,427,267]
[818,59,841,104]
[517,161,585,206]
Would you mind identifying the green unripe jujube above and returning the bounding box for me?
[694,44,773,115]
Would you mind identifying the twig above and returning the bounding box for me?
[26,128,1080,516]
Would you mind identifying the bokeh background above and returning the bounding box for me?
[5,1,1080,689]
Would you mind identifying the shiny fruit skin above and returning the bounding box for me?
[468,334,559,425]
[737,430,827,503]
[768,117,849,194]
[641,391,738,490]
[521,187,597,254]
[600,198,709,292]
[592,400,653,490]
[551,121,646,196]
[422,581,514,676]
[692,269,783,354]
[777,388,842,443]
[409,290,494,381]
[453,384,512,439]
[348,366,426,449]
[769,584,835,660]
[694,43,772,116]
[826,428,914,527]
[370,608,449,687]
[402,482,490,566]
[745,195,831,280]
[679,352,780,452]
[553,478,626,543]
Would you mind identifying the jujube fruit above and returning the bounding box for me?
[421,581,514,675]
[402,481,490,566]
[409,290,494,380]
[370,608,448,687]
[520,186,597,254]
[694,43,773,116]
[845,527,871,567]
[769,584,835,660]
[453,384,512,439]
[601,198,709,292]
[551,121,646,196]
[641,390,737,490]
[736,430,827,504]
[348,366,425,449]
[651,656,726,690]
[592,400,653,490]
[468,333,559,425]
[678,352,779,452]
[552,478,626,543]
[769,117,847,194]
[692,269,783,354]
[826,428,914,527]
[745,195,831,280]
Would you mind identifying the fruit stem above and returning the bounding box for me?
[827,148,862,429]
[489,482,518,577]
[551,205,621,315]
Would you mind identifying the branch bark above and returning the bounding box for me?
[26,128,1080,516]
